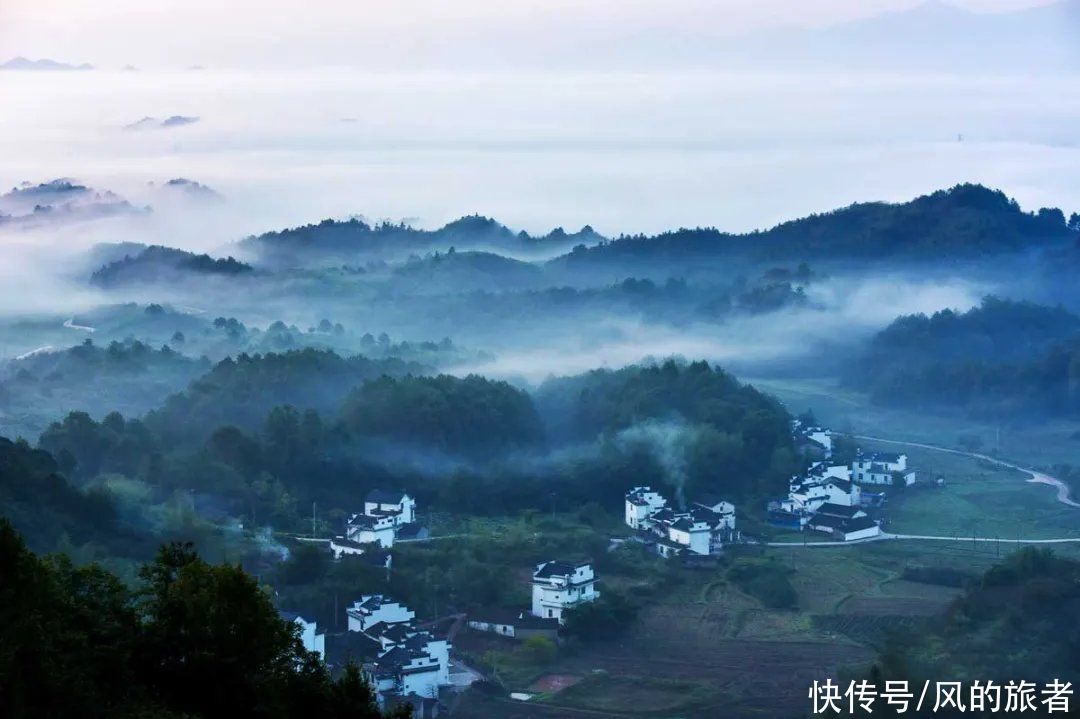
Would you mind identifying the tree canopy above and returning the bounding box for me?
[0,519,401,719]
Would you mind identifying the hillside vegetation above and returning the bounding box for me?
[849,297,1080,417]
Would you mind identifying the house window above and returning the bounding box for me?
[547,609,553,618]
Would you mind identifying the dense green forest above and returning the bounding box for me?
[849,297,1080,417]
[341,374,545,457]
[144,349,425,444]
[0,437,139,557]
[14,359,794,562]
[536,360,796,499]
[0,520,405,719]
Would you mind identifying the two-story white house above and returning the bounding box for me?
[531,560,599,623]
[364,489,416,526]
[852,451,915,486]
[333,489,425,555]
[624,487,668,530]
[344,513,398,549]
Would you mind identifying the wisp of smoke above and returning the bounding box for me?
[614,417,700,509]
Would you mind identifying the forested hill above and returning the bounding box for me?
[554,184,1078,267]
[240,215,602,267]
[144,348,427,444]
[0,437,140,556]
[848,297,1080,417]
[90,245,252,287]
[0,338,209,441]
[0,520,403,718]
[27,359,795,545]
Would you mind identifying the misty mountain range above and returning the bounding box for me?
[123,116,200,131]
[0,56,93,71]
[0,179,146,229]
[221,184,1077,274]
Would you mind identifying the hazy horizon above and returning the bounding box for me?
[1,0,1058,71]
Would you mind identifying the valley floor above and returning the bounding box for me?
[449,427,1080,718]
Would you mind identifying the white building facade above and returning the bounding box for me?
[531,560,599,623]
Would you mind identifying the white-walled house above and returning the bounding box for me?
[666,516,712,555]
[624,488,737,557]
[625,487,667,530]
[807,428,833,456]
[792,420,834,458]
[345,513,398,548]
[347,595,415,633]
[330,535,370,559]
[693,497,736,529]
[808,460,852,482]
[805,503,881,541]
[467,607,560,641]
[852,451,915,486]
[531,560,599,624]
[341,593,452,711]
[364,489,416,526]
[333,489,426,555]
[281,610,325,660]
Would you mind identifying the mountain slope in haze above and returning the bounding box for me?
[847,297,1080,417]
[554,184,1078,271]
[90,246,253,287]
[391,249,544,292]
[0,56,93,71]
[240,214,603,268]
[0,179,145,229]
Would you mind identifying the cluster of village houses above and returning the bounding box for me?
[623,487,739,558]
[769,420,915,540]
[622,421,917,551]
[279,422,915,714]
[284,489,601,717]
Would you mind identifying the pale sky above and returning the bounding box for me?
[0,0,1057,70]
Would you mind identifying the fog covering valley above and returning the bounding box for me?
[5,3,1080,717]
[3,173,1079,531]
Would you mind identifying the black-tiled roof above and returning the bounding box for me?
[324,632,381,668]
[816,503,861,518]
[843,516,879,533]
[533,559,589,579]
[366,489,408,504]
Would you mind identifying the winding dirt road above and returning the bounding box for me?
[853,434,1080,509]
[766,434,1080,547]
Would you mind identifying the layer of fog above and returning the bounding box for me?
[2,69,1079,243]
[0,67,1070,368]
[455,274,987,383]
